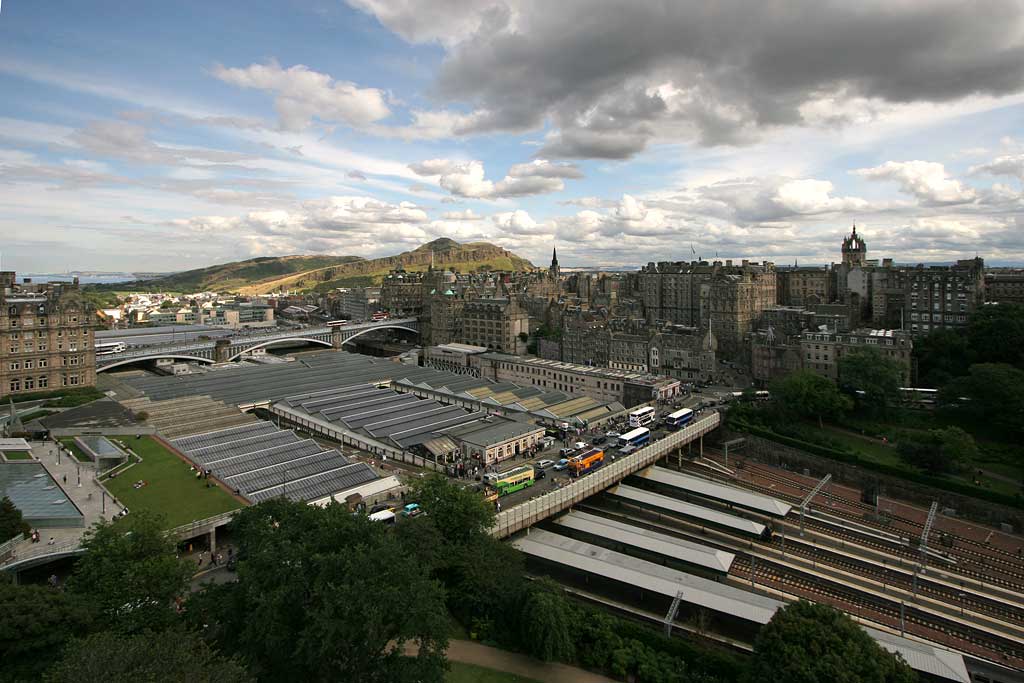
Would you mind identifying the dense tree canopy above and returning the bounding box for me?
[44,629,252,683]
[65,511,192,634]
[838,347,906,414]
[190,498,448,683]
[0,496,30,542]
[965,304,1024,369]
[897,426,977,474]
[770,370,853,427]
[750,601,916,683]
[940,363,1024,435]
[0,581,96,681]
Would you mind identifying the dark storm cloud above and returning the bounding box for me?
[354,0,1024,157]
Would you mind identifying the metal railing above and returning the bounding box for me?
[169,509,240,538]
[490,412,721,538]
[0,537,85,570]
[0,534,23,562]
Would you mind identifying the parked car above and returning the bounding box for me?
[369,503,394,515]
[535,459,555,469]
[534,468,546,480]
[553,459,570,471]
[401,503,422,517]
[606,431,621,439]
[593,435,607,445]
[559,447,575,457]
[573,441,588,450]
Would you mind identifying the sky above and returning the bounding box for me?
[1,0,1023,273]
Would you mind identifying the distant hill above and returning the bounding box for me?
[238,238,535,295]
[121,255,365,293]
[88,240,534,296]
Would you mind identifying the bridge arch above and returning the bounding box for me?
[225,336,333,361]
[97,354,216,372]
[341,324,420,345]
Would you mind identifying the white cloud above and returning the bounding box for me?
[855,160,977,205]
[211,60,391,131]
[409,157,575,198]
[970,154,1024,181]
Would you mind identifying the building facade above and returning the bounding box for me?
[800,328,912,384]
[460,295,529,354]
[985,271,1024,305]
[901,259,985,335]
[1,273,96,399]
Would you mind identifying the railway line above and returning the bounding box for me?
[578,492,1024,669]
[692,454,1024,588]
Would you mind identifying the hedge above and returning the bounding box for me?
[730,419,1023,510]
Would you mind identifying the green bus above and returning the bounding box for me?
[493,466,535,496]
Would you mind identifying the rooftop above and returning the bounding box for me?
[0,462,83,524]
[481,352,676,386]
[445,417,544,447]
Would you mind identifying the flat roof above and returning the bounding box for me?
[609,484,767,537]
[481,352,676,386]
[0,438,30,451]
[516,529,969,683]
[431,343,489,353]
[514,529,777,624]
[39,398,140,430]
[0,462,83,522]
[639,468,792,517]
[446,417,544,447]
[553,511,734,573]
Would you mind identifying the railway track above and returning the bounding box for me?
[689,456,1024,589]
[579,496,1024,668]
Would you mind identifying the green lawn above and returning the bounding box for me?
[813,424,906,468]
[103,436,242,528]
[3,451,32,460]
[59,438,93,463]
[447,662,541,683]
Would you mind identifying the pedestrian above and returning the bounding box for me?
[197,556,203,568]
[62,474,67,484]
[217,553,223,565]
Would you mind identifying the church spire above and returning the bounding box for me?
[549,244,560,280]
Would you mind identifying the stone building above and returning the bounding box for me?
[901,258,985,335]
[639,259,776,359]
[800,328,912,384]
[985,270,1024,305]
[460,293,529,354]
[777,266,833,306]
[380,269,425,317]
[329,286,381,320]
[1,273,96,399]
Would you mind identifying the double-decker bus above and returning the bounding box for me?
[371,311,389,322]
[95,341,127,355]
[628,406,656,427]
[326,320,350,327]
[617,427,651,450]
[568,448,605,477]
[493,466,535,496]
[663,408,694,430]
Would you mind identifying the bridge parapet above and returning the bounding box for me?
[490,412,721,538]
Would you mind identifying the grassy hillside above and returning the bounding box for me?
[238,239,535,294]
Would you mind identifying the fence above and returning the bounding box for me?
[169,510,240,538]
[490,412,721,538]
[0,534,22,563]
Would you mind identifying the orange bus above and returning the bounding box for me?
[568,448,604,477]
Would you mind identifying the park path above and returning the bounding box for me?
[405,639,618,683]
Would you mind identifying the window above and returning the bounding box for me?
[38,376,48,389]
[24,377,34,390]
[10,379,21,392]
[38,359,46,369]
[8,361,19,371]
[24,360,33,369]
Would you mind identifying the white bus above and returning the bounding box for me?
[95,341,127,355]
[663,408,694,429]
[326,320,350,327]
[628,406,656,428]
[618,427,651,449]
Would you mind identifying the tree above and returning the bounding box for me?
[45,629,252,683]
[0,496,30,541]
[750,601,916,683]
[193,499,448,683]
[966,303,1024,369]
[838,347,906,415]
[407,473,495,545]
[0,582,96,681]
[941,363,1024,436]
[518,579,576,662]
[65,511,192,634]
[770,370,852,428]
[913,328,969,388]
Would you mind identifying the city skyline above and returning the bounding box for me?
[2,1,1023,272]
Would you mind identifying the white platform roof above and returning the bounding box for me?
[553,510,735,573]
[639,467,793,517]
[515,529,969,683]
[609,484,767,537]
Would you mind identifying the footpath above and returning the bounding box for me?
[407,639,617,683]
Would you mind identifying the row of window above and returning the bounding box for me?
[908,313,967,323]
[8,342,83,353]
[8,358,48,370]
[7,315,81,328]
[8,376,49,392]
[5,328,88,340]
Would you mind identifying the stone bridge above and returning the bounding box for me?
[97,318,421,371]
